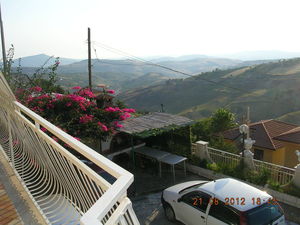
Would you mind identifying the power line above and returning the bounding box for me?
[93,42,247,93]
[92,44,139,66]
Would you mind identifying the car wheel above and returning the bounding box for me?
[164,204,176,222]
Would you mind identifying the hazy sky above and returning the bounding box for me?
[3,0,300,59]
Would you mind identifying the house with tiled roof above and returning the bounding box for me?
[222,120,300,168]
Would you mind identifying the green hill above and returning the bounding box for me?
[277,111,300,125]
[120,58,300,123]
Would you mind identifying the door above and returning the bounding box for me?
[174,191,211,225]
[206,200,240,225]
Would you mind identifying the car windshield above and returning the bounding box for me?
[246,203,283,225]
[179,182,208,194]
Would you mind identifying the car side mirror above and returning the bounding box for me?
[177,197,182,202]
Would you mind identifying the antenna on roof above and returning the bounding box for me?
[246,106,250,138]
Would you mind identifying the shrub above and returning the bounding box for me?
[207,163,220,173]
[245,167,270,186]
[282,183,300,198]
[189,156,208,169]
[16,86,136,142]
[267,181,283,192]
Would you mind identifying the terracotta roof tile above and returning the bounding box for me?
[222,120,299,150]
[274,127,300,144]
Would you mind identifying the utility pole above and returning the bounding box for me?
[88,27,92,89]
[0,3,7,76]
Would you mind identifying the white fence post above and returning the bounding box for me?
[293,150,300,188]
[293,164,300,188]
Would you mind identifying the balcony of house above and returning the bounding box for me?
[0,74,140,224]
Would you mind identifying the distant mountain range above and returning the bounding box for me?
[217,50,300,61]
[12,50,300,67]
[9,52,300,124]
[11,54,81,67]
[11,53,278,91]
[120,57,300,125]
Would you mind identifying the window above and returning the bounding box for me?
[254,149,264,160]
[181,191,211,212]
[208,201,239,225]
[245,203,283,225]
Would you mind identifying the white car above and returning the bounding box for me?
[161,178,285,225]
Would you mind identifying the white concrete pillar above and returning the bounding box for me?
[195,141,211,162]
[293,150,300,188]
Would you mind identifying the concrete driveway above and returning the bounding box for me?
[132,191,180,225]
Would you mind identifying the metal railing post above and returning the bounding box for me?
[7,113,14,168]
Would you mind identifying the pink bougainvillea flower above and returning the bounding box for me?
[79,114,94,123]
[46,103,54,109]
[97,122,108,132]
[66,102,72,107]
[122,108,136,113]
[119,115,126,120]
[119,113,131,120]
[68,94,86,102]
[105,107,116,112]
[41,127,47,132]
[73,137,81,141]
[124,112,131,118]
[55,93,63,99]
[52,136,58,142]
[36,94,50,99]
[114,121,123,128]
[107,89,115,94]
[64,143,71,148]
[101,124,108,132]
[30,86,42,92]
[78,89,96,98]
[79,103,87,111]
[71,86,82,90]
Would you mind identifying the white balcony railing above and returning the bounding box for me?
[0,73,140,225]
[192,143,295,185]
[206,147,295,185]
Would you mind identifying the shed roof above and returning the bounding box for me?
[119,112,193,135]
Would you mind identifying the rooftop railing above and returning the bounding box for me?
[0,73,139,225]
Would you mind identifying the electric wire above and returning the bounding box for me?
[92,42,249,93]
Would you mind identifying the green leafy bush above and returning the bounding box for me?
[189,156,208,168]
[245,167,270,186]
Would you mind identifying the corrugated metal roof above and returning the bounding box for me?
[119,112,193,134]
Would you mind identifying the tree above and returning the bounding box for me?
[210,108,236,133]
[1,46,64,94]
[191,108,238,153]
